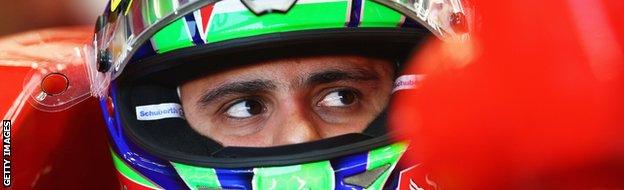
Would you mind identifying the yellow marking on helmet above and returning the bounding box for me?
[125,0,134,15]
[111,0,122,12]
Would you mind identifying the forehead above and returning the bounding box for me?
[184,55,395,85]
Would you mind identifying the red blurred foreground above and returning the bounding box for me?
[391,0,624,189]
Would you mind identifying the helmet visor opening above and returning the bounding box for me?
[114,28,427,167]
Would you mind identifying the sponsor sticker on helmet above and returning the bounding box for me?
[393,74,425,93]
[135,103,184,121]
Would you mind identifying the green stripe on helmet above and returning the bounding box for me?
[142,0,412,55]
[110,149,160,189]
[166,143,407,189]
[359,0,404,27]
[144,0,194,53]
[171,162,222,190]
[366,143,408,190]
[253,161,335,189]
[152,19,195,53]
[205,0,349,43]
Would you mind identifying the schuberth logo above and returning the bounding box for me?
[393,74,425,93]
[135,103,185,121]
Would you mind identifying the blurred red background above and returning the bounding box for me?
[0,0,105,35]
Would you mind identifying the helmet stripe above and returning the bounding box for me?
[183,14,206,46]
[111,150,161,189]
[359,0,403,28]
[346,0,363,27]
[215,168,254,189]
[205,0,350,43]
[193,4,215,43]
[252,161,335,189]
[171,162,222,190]
[152,19,195,53]
[126,0,416,64]
[365,142,407,190]
[144,0,195,53]
[331,152,368,190]
[165,143,406,189]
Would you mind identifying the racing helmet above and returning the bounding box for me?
[86,0,469,189]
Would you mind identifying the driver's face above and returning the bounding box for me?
[179,55,394,147]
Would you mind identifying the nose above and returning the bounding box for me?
[273,108,322,146]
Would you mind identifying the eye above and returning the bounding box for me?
[318,89,358,107]
[225,99,264,118]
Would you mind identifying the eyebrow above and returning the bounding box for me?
[198,80,276,107]
[304,68,381,87]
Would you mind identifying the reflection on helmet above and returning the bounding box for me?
[93,0,469,189]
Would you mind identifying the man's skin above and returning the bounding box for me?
[180,55,395,147]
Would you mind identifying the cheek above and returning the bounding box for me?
[373,88,392,110]
[368,79,394,111]
[179,90,217,139]
[203,116,278,147]
[182,105,212,136]
[216,131,274,147]
[182,113,276,147]
[179,90,199,126]
[316,119,370,138]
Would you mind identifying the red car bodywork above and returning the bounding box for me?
[0,27,118,189]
